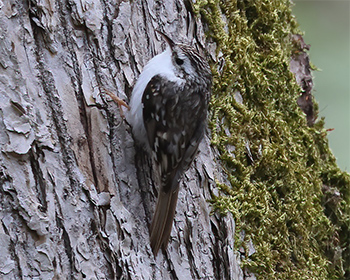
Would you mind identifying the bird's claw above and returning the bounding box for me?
[103,89,130,118]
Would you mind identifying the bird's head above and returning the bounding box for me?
[156,31,210,80]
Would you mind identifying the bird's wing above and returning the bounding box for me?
[142,74,207,192]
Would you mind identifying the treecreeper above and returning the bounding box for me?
[127,31,212,255]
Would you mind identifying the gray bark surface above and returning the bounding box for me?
[0,1,247,279]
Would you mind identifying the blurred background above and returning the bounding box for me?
[293,0,350,171]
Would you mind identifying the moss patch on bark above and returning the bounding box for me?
[194,1,350,279]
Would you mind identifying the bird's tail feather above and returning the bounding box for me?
[150,187,179,256]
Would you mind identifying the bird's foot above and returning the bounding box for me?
[103,89,130,118]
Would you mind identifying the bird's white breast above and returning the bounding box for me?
[127,48,183,144]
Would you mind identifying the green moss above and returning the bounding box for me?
[194,0,350,279]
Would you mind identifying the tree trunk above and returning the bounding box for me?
[0,1,247,279]
[4,0,344,279]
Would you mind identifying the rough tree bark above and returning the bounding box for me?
[0,1,251,279]
[1,0,329,279]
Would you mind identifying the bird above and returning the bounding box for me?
[127,31,212,255]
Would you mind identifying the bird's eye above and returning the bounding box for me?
[175,57,184,66]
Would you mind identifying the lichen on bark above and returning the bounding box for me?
[194,0,350,279]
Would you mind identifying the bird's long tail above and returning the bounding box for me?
[149,187,179,256]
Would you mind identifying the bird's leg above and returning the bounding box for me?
[103,88,130,118]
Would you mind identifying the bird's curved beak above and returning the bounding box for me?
[155,30,175,50]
